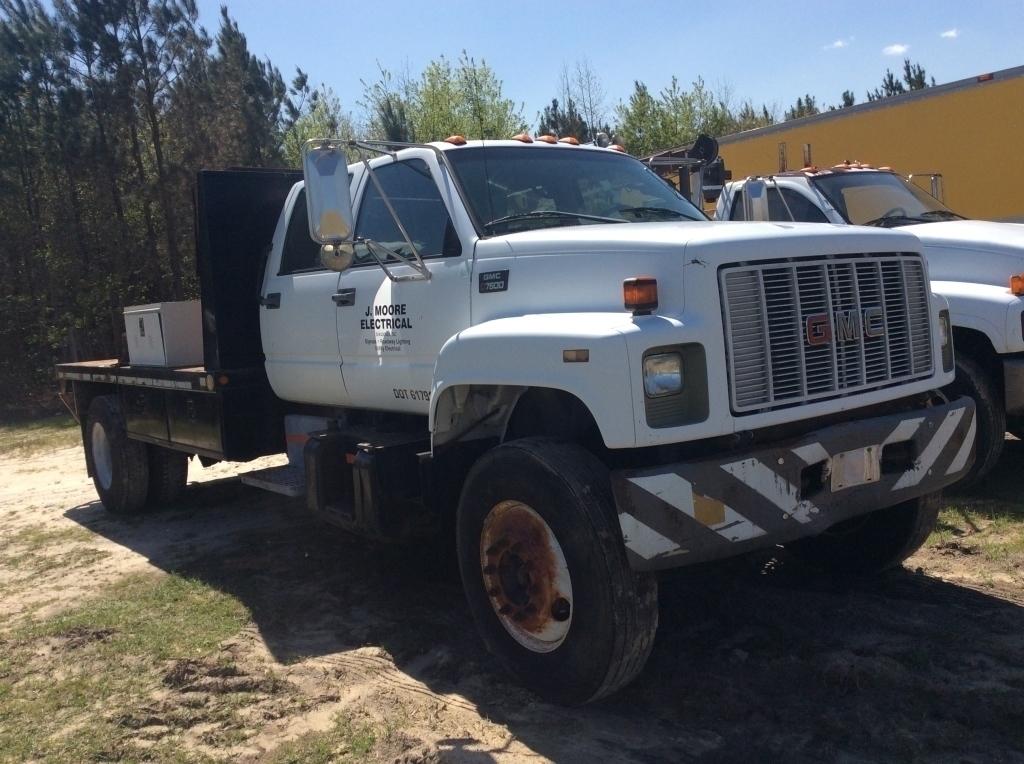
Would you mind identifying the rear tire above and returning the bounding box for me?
[943,354,1004,486]
[786,493,941,577]
[146,446,189,507]
[456,438,658,705]
[85,396,149,515]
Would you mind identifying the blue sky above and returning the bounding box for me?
[196,0,1023,128]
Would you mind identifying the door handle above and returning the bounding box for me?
[260,292,281,309]
[332,288,356,307]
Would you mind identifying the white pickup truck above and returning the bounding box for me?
[57,138,974,704]
[715,165,1024,481]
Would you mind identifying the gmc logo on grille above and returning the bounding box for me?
[806,307,885,345]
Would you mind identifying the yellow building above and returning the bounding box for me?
[716,65,1024,222]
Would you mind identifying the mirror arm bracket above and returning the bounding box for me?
[355,150,431,280]
[359,238,430,282]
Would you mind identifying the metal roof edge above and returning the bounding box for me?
[717,64,1024,145]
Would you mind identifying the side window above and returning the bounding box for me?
[767,188,829,223]
[353,159,461,265]
[279,189,323,274]
[729,191,746,220]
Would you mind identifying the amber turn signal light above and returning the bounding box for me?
[1011,273,1024,296]
[624,277,658,315]
[445,135,467,145]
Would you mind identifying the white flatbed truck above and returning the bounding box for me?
[57,137,974,704]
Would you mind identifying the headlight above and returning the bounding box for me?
[643,352,683,397]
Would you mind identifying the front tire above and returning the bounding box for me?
[943,354,1004,486]
[785,493,941,577]
[85,396,149,515]
[456,438,658,705]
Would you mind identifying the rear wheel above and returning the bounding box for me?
[85,396,149,515]
[146,446,189,506]
[943,354,1004,486]
[456,438,658,705]
[785,493,941,577]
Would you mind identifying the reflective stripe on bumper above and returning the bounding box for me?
[611,396,976,571]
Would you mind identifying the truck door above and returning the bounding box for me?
[337,157,471,414]
[260,184,348,406]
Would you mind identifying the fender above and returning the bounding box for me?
[430,313,639,449]
[932,280,1024,355]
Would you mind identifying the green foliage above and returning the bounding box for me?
[0,1,294,414]
[362,51,526,142]
[785,93,820,120]
[537,97,588,140]
[868,58,934,101]
[614,76,748,156]
[282,83,357,168]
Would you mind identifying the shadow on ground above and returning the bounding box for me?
[65,451,1024,763]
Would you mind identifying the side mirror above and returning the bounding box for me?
[302,138,355,247]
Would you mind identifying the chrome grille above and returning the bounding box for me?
[721,254,934,413]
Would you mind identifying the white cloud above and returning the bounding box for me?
[883,43,910,56]
[823,38,848,50]
[941,28,959,39]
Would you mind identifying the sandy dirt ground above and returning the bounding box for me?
[2,440,1023,762]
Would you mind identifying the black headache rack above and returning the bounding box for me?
[56,168,302,462]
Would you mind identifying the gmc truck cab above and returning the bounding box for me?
[58,138,974,704]
[716,165,1024,481]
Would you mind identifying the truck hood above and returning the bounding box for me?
[496,220,921,260]
[904,220,1024,286]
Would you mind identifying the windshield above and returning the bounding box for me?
[811,171,964,227]
[446,146,705,235]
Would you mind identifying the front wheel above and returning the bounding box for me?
[785,493,941,577]
[456,438,658,705]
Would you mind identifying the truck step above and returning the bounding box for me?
[240,464,305,497]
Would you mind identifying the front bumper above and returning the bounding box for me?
[611,396,976,571]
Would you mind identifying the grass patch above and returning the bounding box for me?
[0,525,93,555]
[0,525,108,580]
[20,573,250,660]
[0,414,79,458]
[0,573,250,762]
[929,499,1024,570]
[267,712,395,764]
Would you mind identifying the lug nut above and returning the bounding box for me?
[551,597,571,622]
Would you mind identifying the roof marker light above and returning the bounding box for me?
[609,144,626,153]
[536,134,557,144]
[445,135,467,146]
[511,133,533,143]
[558,136,580,145]
[1011,273,1024,296]
[624,277,658,315]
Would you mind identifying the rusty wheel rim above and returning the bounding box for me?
[480,500,573,653]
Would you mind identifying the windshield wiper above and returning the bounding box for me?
[483,210,626,232]
[862,214,932,228]
[918,210,967,221]
[617,206,703,222]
